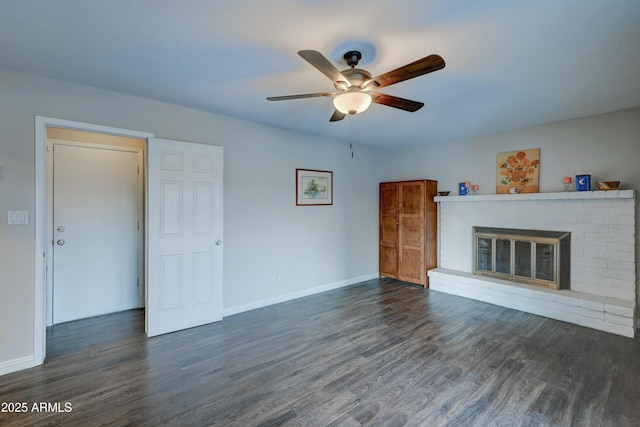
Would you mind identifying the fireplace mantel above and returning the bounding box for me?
[435,189,634,203]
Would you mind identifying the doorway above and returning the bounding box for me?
[34,117,225,367]
[46,129,145,325]
[34,117,154,365]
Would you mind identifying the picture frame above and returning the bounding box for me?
[496,148,540,194]
[296,169,333,206]
[576,174,591,191]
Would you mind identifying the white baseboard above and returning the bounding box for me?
[223,273,379,317]
[0,355,35,377]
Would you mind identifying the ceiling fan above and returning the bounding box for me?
[267,49,445,122]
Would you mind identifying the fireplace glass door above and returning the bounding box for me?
[514,240,532,277]
[495,239,511,274]
[477,237,492,272]
[535,243,555,282]
[473,227,570,290]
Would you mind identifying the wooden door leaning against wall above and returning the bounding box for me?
[379,180,437,287]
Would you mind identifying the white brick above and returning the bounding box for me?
[572,223,610,233]
[608,242,635,254]
[570,191,589,199]
[562,207,609,217]
[579,317,635,338]
[582,266,636,282]
[584,215,635,225]
[609,224,636,234]
[571,256,608,268]
[605,299,636,318]
[608,260,636,272]
[608,207,635,216]
[578,298,605,312]
[583,249,634,262]
[578,307,606,320]
[573,239,607,250]
[584,232,633,243]
[605,313,635,327]
[558,215,584,224]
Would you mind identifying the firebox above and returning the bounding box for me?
[473,226,570,290]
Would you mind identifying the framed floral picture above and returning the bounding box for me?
[296,169,333,205]
[496,149,540,194]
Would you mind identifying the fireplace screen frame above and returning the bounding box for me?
[473,226,570,290]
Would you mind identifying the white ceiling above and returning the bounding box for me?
[1,0,639,151]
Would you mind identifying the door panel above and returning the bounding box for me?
[52,143,140,324]
[379,183,399,278]
[146,138,223,337]
[399,181,426,284]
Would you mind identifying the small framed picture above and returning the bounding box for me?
[576,174,591,191]
[296,169,333,205]
[459,183,467,195]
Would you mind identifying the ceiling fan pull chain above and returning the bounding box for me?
[349,115,355,158]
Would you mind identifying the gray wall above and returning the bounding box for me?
[0,68,391,368]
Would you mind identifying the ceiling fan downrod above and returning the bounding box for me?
[343,51,362,68]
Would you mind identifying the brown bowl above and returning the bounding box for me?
[438,191,451,196]
[596,181,620,190]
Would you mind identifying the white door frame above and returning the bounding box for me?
[34,116,154,366]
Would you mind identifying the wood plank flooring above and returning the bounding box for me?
[1,278,639,426]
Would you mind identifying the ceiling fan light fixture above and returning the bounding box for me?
[333,91,372,115]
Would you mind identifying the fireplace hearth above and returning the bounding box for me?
[473,227,570,290]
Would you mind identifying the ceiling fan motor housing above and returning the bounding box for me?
[335,68,373,91]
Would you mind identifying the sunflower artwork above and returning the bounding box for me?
[496,149,540,194]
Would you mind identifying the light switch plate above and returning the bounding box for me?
[8,210,29,225]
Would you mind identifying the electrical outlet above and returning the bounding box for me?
[277,273,284,283]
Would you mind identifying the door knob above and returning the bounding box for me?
[57,225,65,232]
[215,239,223,246]
[57,239,65,246]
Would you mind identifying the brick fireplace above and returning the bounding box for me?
[428,190,637,337]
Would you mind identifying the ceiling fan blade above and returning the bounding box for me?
[370,93,424,112]
[368,54,445,89]
[329,110,346,122]
[298,50,351,88]
[267,92,335,101]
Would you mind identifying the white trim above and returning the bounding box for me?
[0,356,35,377]
[34,116,153,369]
[435,189,635,203]
[223,273,378,317]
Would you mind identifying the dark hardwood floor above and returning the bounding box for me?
[1,278,639,426]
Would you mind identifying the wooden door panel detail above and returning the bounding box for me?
[380,216,398,246]
[399,249,422,283]
[380,186,399,214]
[380,247,398,278]
[400,217,423,248]
[400,183,423,214]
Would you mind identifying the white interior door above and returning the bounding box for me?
[52,143,141,324]
[146,138,223,337]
